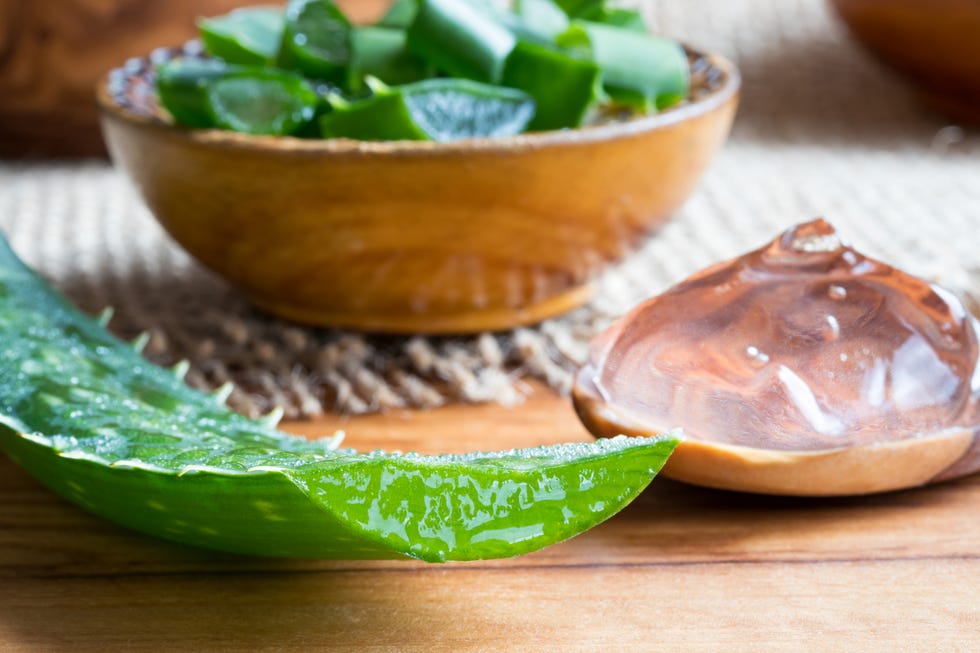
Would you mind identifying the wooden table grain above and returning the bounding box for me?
[1,388,977,651]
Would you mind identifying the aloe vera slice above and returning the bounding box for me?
[155,58,230,128]
[557,21,689,111]
[501,40,601,130]
[0,235,676,562]
[594,7,646,31]
[207,70,319,135]
[406,0,516,83]
[512,0,569,41]
[198,6,285,65]
[351,26,432,87]
[277,0,353,85]
[377,0,419,28]
[320,78,535,142]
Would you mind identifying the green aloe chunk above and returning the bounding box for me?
[198,6,285,65]
[501,40,601,130]
[321,78,535,142]
[277,0,353,85]
[594,7,646,31]
[207,70,319,135]
[156,60,319,135]
[351,26,432,87]
[402,78,535,140]
[512,0,569,41]
[320,89,429,140]
[557,21,689,111]
[406,0,516,83]
[552,0,603,19]
[377,0,419,28]
[0,236,676,562]
[155,58,230,128]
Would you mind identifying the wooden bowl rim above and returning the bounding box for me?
[96,48,740,157]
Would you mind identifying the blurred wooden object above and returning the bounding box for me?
[830,0,980,122]
[0,0,388,158]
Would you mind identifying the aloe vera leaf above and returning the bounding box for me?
[321,78,535,142]
[512,0,569,41]
[377,0,419,28]
[500,40,601,130]
[207,69,320,135]
[155,58,230,128]
[557,21,689,112]
[351,26,432,87]
[198,6,285,65]
[401,78,536,140]
[277,0,353,85]
[594,7,646,31]
[406,0,517,83]
[0,236,677,562]
[319,88,430,140]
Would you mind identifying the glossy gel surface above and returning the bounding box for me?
[587,220,980,451]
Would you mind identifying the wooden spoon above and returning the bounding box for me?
[573,220,980,496]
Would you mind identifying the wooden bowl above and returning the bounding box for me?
[830,0,980,122]
[97,50,739,334]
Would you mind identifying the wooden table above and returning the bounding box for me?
[1,388,977,651]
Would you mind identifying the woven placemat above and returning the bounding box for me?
[2,0,978,419]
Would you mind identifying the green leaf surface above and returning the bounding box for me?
[198,6,285,65]
[155,58,231,128]
[401,78,536,140]
[277,0,353,85]
[406,0,516,83]
[0,236,678,561]
[351,26,433,87]
[377,0,419,28]
[207,69,319,135]
[512,0,570,41]
[557,20,689,111]
[501,40,601,130]
[320,78,535,142]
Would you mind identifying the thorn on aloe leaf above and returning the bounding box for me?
[131,331,151,354]
[213,381,235,405]
[97,306,114,328]
[261,406,285,428]
[172,360,191,381]
[326,431,346,449]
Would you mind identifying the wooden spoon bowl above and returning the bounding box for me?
[572,220,980,497]
[97,47,738,334]
[574,370,978,496]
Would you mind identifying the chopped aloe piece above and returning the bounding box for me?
[558,21,689,111]
[597,7,646,31]
[321,78,535,142]
[207,70,319,135]
[277,0,353,85]
[406,0,517,83]
[403,78,535,140]
[0,236,677,561]
[513,0,569,41]
[320,90,429,140]
[352,26,432,87]
[377,0,419,28]
[198,7,285,65]
[552,0,603,19]
[501,40,601,130]
[155,58,230,128]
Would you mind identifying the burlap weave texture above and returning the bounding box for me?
[1,0,977,418]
